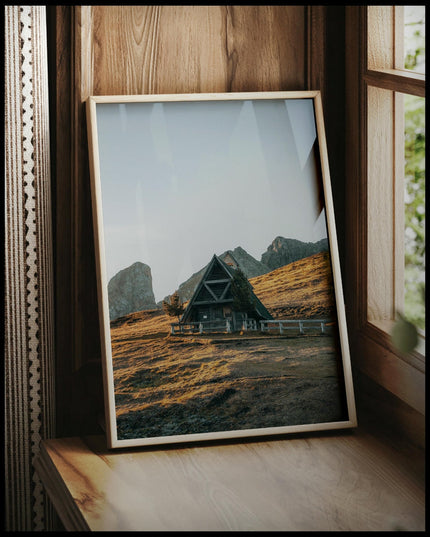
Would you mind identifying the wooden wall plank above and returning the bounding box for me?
[85,5,306,96]
[345,6,367,333]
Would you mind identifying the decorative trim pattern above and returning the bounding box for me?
[4,6,55,531]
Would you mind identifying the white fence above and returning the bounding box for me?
[171,318,331,335]
[260,319,330,335]
[170,320,232,335]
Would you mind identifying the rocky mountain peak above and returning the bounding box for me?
[108,261,156,321]
[261,236,329,270]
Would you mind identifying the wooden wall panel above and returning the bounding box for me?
[83,5,306,97]
[49,5,332,437]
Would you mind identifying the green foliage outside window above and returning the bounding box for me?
[403,8,425,333]
[404,6,425,73]
[404,95,425,332]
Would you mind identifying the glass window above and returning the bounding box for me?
[404,6,425,74]
[404,93,425,332]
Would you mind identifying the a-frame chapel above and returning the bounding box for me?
[179,253,273,332]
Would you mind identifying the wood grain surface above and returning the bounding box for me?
[35,431,425,532]
[85,6,306,96]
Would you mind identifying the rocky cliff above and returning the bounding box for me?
[224,246,270,278]
[261,236,329,271]
[108,261,156,321]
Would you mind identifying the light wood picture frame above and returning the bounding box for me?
[86,91,357,449]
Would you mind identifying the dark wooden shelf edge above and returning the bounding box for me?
[34,443,90,531]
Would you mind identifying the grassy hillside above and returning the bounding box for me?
[110,307,172,336]
[250,251,336,320]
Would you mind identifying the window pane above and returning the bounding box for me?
[404,93,425,331]
[404,6,425,74]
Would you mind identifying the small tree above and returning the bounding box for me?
[230,268,255,315]
[162,291,185,321]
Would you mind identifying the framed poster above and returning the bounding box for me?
[86,91,357,449]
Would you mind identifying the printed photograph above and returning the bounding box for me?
[95,96,350,442]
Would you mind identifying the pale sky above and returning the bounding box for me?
[96,98,328,302]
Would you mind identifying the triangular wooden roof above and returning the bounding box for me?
[220,255,273,320]
[181,254,272,323]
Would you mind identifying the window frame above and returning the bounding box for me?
[345,6,425,415]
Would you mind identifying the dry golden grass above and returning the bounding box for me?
[110,308,172,336]
[250,251,336,319]
[109,252,346,441]
[111,333,347,440]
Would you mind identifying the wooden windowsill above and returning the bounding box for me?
[352,323,425,416]
[367,318,425,366]
[34,428,425,532]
